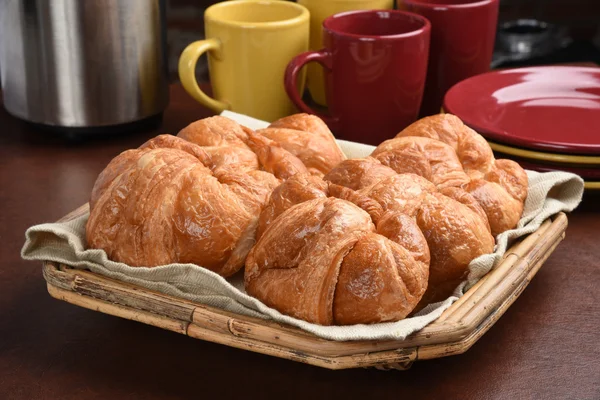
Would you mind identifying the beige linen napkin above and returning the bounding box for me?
[21,111,584,341]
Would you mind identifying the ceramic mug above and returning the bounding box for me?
[284,10,431,145]
[297,0,394,106]
[178,0,309,122]
[398,0,500,117]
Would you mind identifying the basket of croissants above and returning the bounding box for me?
[86,112,528,327]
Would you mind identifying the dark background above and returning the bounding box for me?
[165,0,600,81]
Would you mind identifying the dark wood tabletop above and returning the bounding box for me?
[1,84,599,400]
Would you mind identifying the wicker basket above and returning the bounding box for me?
[42,206,567,371]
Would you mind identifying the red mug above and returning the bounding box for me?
[399,0,500,117]
[284,10,431,145]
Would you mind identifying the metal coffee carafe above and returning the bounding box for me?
[0,0,169,132]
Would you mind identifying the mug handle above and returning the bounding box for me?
[178,38,229,113]
[284,50,338,129]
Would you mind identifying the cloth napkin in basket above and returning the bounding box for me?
[21,111,584,341]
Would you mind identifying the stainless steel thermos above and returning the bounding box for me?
[0,0,169,131]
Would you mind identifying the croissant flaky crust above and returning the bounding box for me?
[246,167,494,324]
[325,161,495,308]
[373,114,528,236]
[87,111,527,326]
[246,194,430,326]
[246,114,527,325]
[86,114,345,277]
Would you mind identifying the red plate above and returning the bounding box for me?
[443,66,600,155]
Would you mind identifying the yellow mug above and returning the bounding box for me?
[178,0,309,122]
[297,0,394,106]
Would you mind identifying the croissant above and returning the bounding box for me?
[176,115,308,180]
[372,114,528,236]
[87,114,345,277]
[257,113,347,176]
[246,165,494,325]
[246,178,429,326]
[178,113,346,178]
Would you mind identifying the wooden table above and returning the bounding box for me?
[1,85,599,400]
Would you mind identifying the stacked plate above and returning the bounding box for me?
[443,66,600,190]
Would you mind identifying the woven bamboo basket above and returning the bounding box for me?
[41,205,568,371]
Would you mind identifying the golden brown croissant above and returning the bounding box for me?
[372,114,528,236]
[87,114,346,277]
[246,196,429,325]
[246,163,494,324]
[178,113,346,178]
[87,134,280,277]
[177,116,309,180]
[256,113,347,176]
[395,114,528,202]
